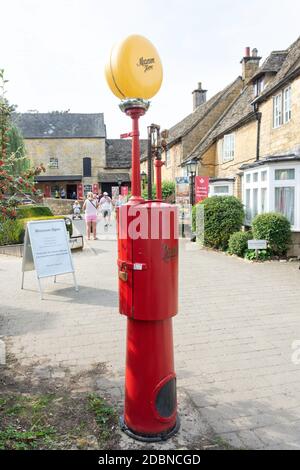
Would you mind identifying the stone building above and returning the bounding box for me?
[158,78,243,181]
[13,112,147,198]
[183,37,300,255]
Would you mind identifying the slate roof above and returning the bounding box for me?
[254,36,300,103]
[239,154,300,170]
[98,172,131,183]
[252,51,288,79]
[13,112,106,138]
[105,139,148,168]
[184,36,300,163]
[166,77,243,146]
[185,83,256,162]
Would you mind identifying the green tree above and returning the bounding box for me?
[0,69,45,219]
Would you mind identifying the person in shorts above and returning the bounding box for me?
[83,192,99,240]
[100,192,113,228]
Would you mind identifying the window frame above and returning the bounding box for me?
[49,157,58,169]
[166,149,171,168]
[243,163,300,230]
[273,85,291,128]
[209,181,234,197]
[222,133,235,163]
[83,157,92,177]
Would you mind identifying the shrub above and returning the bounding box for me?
[0,219,25,245]
[141,181,175,201]
[16,205,53,219]
[193,196,245,250]
[244,248,272,261]
[228,231,253,257]
[252,212,291,256]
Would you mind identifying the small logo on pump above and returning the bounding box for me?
[162,244,178,262]
[136,57,155,72]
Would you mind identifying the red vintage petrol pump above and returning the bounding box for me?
[105,35,179,442]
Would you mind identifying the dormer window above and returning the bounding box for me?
[254,77,264,96]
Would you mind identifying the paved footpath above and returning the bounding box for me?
[1,217,300,449]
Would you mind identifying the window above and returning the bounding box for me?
[84,184,92,196]
[83,157,92,177]
[244,165,298,229]
[49,157,58,169]
[214,185,229,194]
[245,189,251,223]
[273,86,291,128]
[261,171,267,182]
[223,134,235,162]
[261,188,267,213]
[254,77,264,96]
[273,93,282,128]
[275,187,295,224]
[253,188,258,218]
[283,86,291,123]
[253,172,258,183]
[209,182,233,197]
[275,169,295,180]
[166,150,171,168]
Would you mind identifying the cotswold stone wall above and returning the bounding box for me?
[25,137,106,186]
[43,198,75,215]
[260,76,300,157]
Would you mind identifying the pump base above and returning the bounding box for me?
[119,416,180,443]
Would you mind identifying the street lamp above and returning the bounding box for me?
[140,171,147,190]
[185,158,198,205]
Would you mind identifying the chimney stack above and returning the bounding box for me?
[192,82,207,111]
[240,47,261,84]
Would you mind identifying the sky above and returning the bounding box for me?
[1,0,300,138]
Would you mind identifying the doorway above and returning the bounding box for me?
[67,184,77,199]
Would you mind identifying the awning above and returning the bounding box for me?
[35,175,82,182]
[98,172,131,183]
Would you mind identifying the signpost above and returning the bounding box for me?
[195,176,209,203]
[248,239,267,259]
[22,219,78,299]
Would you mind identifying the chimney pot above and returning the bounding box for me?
[241,46,261,84]
[192,82,207,111]
[245,47,250,57]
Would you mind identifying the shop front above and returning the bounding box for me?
[35,175,82,199]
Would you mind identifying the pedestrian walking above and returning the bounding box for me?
[83,191,99,240]
[100,192,113,228]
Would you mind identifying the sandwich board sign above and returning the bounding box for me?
[21,219,78,299]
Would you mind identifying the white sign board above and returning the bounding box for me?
[22,219,78,298]
[248,239,267,250]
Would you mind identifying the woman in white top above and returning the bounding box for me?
[83,192,99,240]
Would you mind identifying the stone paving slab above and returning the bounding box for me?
[1,220,300,449]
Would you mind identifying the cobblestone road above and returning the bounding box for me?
[1,218,300,449]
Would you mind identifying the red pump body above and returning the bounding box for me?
[117,200,179,438]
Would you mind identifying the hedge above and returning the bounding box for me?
[16,205,53,219]
[252,212,291,256]
[141,181,176,201]
[228,231,253,257]
[0,216,73,245]
[193,196,245,250]
[0,219,25,246]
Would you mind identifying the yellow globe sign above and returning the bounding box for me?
[105,34,163,100]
